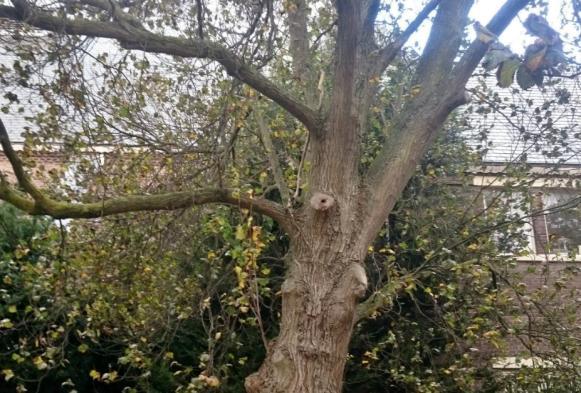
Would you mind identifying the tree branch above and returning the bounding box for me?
[287,0,316,106]
[0,1,319,130]
[355,273,413,322]
[359,0,531,248]
[361,0,380,44]
[0,118,291,230]
[0,118,49,204]
[75,0,144,30]
[359,0,474,246]
[195,0,205,40]
[414,0,473,88]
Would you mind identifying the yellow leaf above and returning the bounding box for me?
[2,369,14,381]
[89,369,101,380]
[0,318,13,329]
[8,305,17,313]
[33,356,48,370]
[206,376,220,387]
[251,226,261,243]
[404,281,416,293]
[102,371,118,382]
[235,225,246,240]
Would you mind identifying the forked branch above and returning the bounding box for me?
[359,0,531,247]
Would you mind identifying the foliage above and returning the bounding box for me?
[0,202,280,392]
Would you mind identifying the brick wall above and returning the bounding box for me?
[0,149,65,186]
[500,259,581,358]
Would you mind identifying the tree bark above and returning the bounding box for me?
[245,233,367,393]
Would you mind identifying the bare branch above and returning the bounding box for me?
[255,110,291,207]
[307,0,366,196]
[0,118,47,203]
[0,1,319,130]
[0,118,291,230]
[359,0,475,246]
[75,0,144,30]
[293,132,309,202]
[375,0,441,73]
[195,0,204,40]
[414,0,473,88]
[362,0,380,43]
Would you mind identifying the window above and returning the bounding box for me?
[540,190,581,255]
[482,190,535,254]
[482,188,581,257]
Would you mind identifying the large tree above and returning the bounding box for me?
[0,1,576,392]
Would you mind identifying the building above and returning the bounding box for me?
[467,76,581,373]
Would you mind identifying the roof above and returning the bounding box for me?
[466,75,581,165]
[0,20,46,143]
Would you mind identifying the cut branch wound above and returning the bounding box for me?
[309,192,334,211]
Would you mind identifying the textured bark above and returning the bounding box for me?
[245,218,367,393]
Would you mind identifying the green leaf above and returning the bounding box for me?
[235,225,246,241]
[516,65,542,90]
[496,58,520,87]
[118,106,131,118]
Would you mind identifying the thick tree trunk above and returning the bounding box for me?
[245,235,367,393]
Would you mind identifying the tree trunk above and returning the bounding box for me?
[245,232,367,393]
